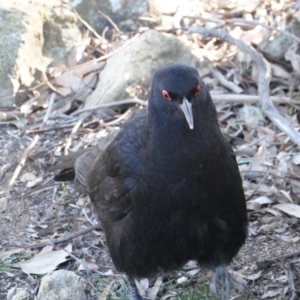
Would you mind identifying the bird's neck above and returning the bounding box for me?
[147,109,224,160]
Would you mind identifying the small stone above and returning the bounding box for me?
[76,197,86,207]
[37,270,87,300]
[177,276,188,284]
[7,288,30,300]
[26,177,43,188]
[20,172,37,182]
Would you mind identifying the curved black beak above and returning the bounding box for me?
[179,97,194,130]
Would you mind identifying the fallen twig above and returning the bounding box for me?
[1,223,101,250]
[211,94,298,105]
[284,262,298,300]
[257,250,300,269]
[3,135,39,211]
[41,72,60,95]
[2,93,56,212]
[224,18,300,44]
[104,107,137,126]
[0,110,23,122]
[93,32,140,63]
[246,167,271,201]
[185,16,300,44]
[98,9,121,34]
[71,98,147,117]
[212,69,243,94]
[74,9,104,41]
[40,93,56,129]
[0,162,18,183]
[13,194,25,228]
[25,124,76,134]
[189,26,300,148]
[64,119,82,155]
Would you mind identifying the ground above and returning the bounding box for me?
[1,108,300,300]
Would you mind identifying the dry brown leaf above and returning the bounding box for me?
[66,38,91,68]
[276,152,290,175]
[246,182,274,194]
[270,63,291,79]
[241,26,266,45]
[0,119,29,129]
[77,259,99,271]
[187,268,200,276]
[259,222,277,233]
[247,196,273,210]
[53,62,105,96]
[135,279,148,298]
[261,290,280,299]
[26,176,43,188]
[256,127,277,143]
[229,270,247,285]
[274,203,300,218]
[99,280,115,300]
[263,207,283,216]
[292,153,300,165]
[276,235,300,243]
[147,277,163,300]
[250,145,270,172]
[285,43,300,74]
[240,105,264,125]
[0,249,24,261]
[245,270,262,281]
[18,244,72,275]
[278,190,293,203]
[75,71,99,101]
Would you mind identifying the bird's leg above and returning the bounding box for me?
[210,266,248,300]
[127,276,149,300]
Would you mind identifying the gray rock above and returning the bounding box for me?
[84,29,204,109]
[7,288,30,300]
[0,1,81,106]
[37,270,87,300]
[43,9,82,68]
[259,17,300,59]
[0,3,46,106]
[69,0,149,33]
[69,0,112,33]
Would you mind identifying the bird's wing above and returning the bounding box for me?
[75,110,147,221]
[83,139,133,221]
[74,130,119,194]
[49,129,118,183]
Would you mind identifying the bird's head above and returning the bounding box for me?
[149,64,207,130]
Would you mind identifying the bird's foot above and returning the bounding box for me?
[210,266,248,300]
[127,276,150,300]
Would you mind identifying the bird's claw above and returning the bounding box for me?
[127,276,150,300]
[210,266,248,300]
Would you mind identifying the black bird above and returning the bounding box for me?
[51,64,248,300]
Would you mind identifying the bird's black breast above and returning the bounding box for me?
[102,129,247,278]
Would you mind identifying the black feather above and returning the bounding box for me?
[51,64,248,300]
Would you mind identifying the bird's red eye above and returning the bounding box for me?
[162,90,171,101]
[195,85,201,96]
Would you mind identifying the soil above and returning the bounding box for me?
[0,118,300,300]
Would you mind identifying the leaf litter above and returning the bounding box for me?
[1,0,300,299]
[15,244,72,275]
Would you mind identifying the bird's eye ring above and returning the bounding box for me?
[195,85,201,96]
[162,90,171,100]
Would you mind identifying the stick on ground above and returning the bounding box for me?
[189,26,300,148]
